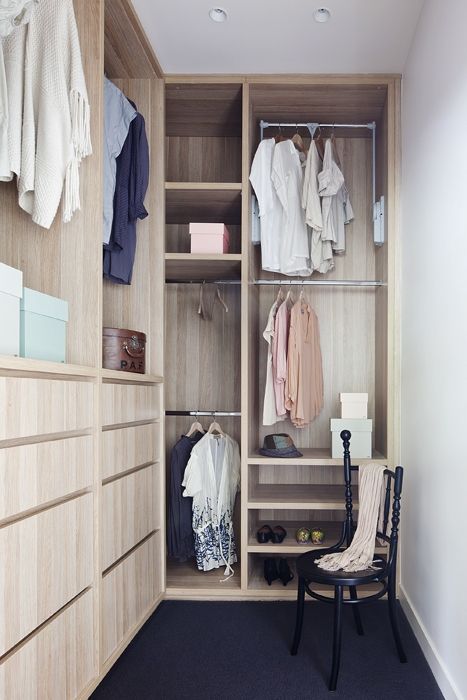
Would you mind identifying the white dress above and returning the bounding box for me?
[262,299,281,426]
[302,141,334,274]
[272,139,311,276]
[318,139,354,254]
[182,433,240,575]
[249,138,282,272]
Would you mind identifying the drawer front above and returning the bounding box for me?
[0,377,93,441]
[0,493,93,655]
[102,466,155,571]
[102,533,159,662]
[101,383,158,426]
[102,423,158,480]
[0,590,95,700]
[0,435,93,521]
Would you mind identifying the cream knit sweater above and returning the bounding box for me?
[3,0,91,228]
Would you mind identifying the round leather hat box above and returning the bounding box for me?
[103,327,146,374]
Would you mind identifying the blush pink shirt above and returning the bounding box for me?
[272,299,290,418]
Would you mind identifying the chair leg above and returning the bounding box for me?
[388,575,407,663]
[349,586,364,635]
[291,575,305,656]
[329,586,343,691]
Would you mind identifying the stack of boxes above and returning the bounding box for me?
[0,262,68,363]
[330,393,372,458]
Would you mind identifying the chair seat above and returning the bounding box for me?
[296,549,387,587]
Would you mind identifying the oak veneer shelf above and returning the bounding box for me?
[248,484,359,510]
[165,253,242,281]
[0,355,98,379]
[165,560,241,594]
[100,368,163,384]
[165,182,242,191]
[247,448,387,466]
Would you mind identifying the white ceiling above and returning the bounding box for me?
[132,0,425,75]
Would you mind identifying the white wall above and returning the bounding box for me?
[401,1,467,698]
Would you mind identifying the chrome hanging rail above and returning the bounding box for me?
[165,410,241,417]
[253,279,384,287]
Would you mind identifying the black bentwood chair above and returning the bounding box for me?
[290,430,407,691]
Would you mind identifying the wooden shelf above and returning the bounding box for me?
[100,369,163,384]
[165,559,241,595]
[165,253,242,281]
[247,520,387,554]
[248,448,387,466]
[0,355,98,379]
[165,186,242,225]
[248,484,359,510]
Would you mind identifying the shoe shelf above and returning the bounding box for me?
[165,559,241,598]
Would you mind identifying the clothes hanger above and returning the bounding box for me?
[330,128,342,169]
[314,124,325,160]
[285,287,295,305]
[215,285,228,313]
[207,420,225,436]
[275,282,284,305]
[186,419,205,437]
[274,124,286,143]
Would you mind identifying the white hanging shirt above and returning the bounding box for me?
[182,433,240,575]
[272,139,311,276]
[302,141,334,274]
[318,139,354,254]
[262,299,281,426]
[249,138,282,272]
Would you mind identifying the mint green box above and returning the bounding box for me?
[20,288,68,363]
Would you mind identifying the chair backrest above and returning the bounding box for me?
[340,429,404,567]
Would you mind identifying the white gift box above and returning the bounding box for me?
[331,418,373,459]
[340,392,368,419]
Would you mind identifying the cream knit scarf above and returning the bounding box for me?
[316,463,386,572]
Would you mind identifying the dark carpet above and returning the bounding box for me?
[91,600,443,700]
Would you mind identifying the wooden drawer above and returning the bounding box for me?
[101,423,158,480]
[0,590,95,700]
[0,494,93,655]
[102,466,155,571]
[0,377,93,442]
[102,533,159,662]
[0,435,93,521]
[101,382,158,426]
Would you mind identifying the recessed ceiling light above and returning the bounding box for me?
[313,7,331,23]
[209,7,228,22]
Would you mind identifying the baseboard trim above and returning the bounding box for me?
[399,584,463,700]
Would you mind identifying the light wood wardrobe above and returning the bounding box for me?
[0,1,400,697]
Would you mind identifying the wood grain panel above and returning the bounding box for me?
[165,254,242,282]
[165,284,241,412]
[0,0,103,368]
[166,137,242,182]
[101,533,159,662]
[0,590,95,700]
[101,382,159,426]
[101,466,155,571]
[165,187,242,225]
[0,494,93,655]
[104,0,162,79]
[0,377,93,442]
[0,435,93,521]
[166,83,242,137]
[101,424,158,480]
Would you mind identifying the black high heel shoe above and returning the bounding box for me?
[263,558,280,585]
[278,558,294,586]
[257,525,274,543]
[272,525,287,543]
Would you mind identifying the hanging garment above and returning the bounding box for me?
[251,193,261,245]
[167,431,204,562]
[103,77,136,244]
[182,433,240,575]
[262,299,281,426]
[302,141,334,274]
[249,138,282,272]
[4,0,92,227]
[318,139,354,254]
[285,298,324,427]
[0,7,28,181]
[103,101,149,284]
[272,296,291,419]
[272,139,311,276]
[0,0,36,36]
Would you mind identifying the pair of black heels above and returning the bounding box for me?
[256,524,287,544]
[264,558,294,586]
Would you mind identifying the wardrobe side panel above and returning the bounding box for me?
[0,0,103,368]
